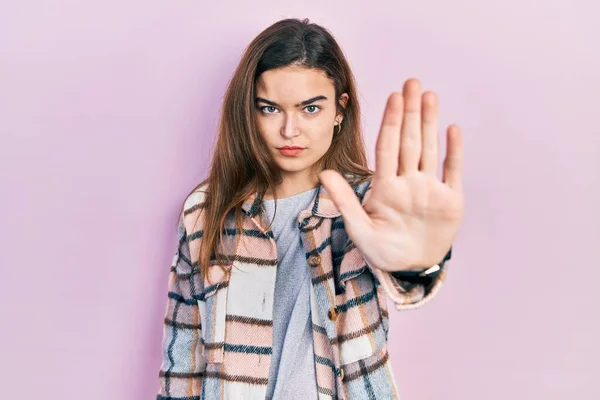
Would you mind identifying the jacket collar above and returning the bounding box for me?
[241,182,343,219]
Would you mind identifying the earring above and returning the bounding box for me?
[334,122,342,136]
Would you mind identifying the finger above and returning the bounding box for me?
[374,92,404,179]
[319,169,371,231]
[420,91,439,176]
[398,78,422,175]
[442,124,463,190]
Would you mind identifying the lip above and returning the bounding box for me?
[278,146,305,157]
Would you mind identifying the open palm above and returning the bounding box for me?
[320,78,464,272]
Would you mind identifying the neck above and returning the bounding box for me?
[263,170,320,200]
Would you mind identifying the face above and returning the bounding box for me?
[254,65,348,187]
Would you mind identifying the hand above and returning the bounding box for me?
[319,78,464,272]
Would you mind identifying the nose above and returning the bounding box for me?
[280,114,299,138]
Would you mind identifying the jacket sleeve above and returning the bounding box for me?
[391,248,451,310]
[368,252,450,311]
[157,213,204,400]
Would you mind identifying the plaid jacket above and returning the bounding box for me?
[157,177,447,399]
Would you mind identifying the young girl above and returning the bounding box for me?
[157,18,463,400]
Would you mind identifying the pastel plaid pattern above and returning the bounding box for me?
[157,177,447,399]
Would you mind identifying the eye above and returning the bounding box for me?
[304,105,321,114]
[260,106,279,114]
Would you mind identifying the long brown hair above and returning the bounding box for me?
[184,18,373,282]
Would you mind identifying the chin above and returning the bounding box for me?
[276,164,311,173]
[274,159,313,172]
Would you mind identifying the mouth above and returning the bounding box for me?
[278,146,305,157]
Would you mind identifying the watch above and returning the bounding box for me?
[390,247,452,282]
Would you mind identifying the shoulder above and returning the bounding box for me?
[183,182,210,213]
[180,182,210,234]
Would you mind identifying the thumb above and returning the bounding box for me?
[319,170,371,234]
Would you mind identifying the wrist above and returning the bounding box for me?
[390,247,452,279]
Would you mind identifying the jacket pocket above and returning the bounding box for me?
[196,264,230,364]
[339,344,400,398]
[335,248,387,366]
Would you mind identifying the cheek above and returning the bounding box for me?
[305,127,334,155]
[256,119,278,143]
[307,121,334,142]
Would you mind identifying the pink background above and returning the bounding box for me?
[1,1,598,399]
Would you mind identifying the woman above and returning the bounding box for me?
[157,18,463,400]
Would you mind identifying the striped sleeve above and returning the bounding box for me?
[388,247,451,310]
[389,247,451,291]
[368,258,448,311]
[157,213,204,400]
[367,247,451,311]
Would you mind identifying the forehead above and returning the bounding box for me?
[255,65,335,100]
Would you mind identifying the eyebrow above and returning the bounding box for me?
[255,95,328,108]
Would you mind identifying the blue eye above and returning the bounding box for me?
[304,105,320,114]
[261,106,279,114]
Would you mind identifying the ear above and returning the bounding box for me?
[336,93,349,124]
